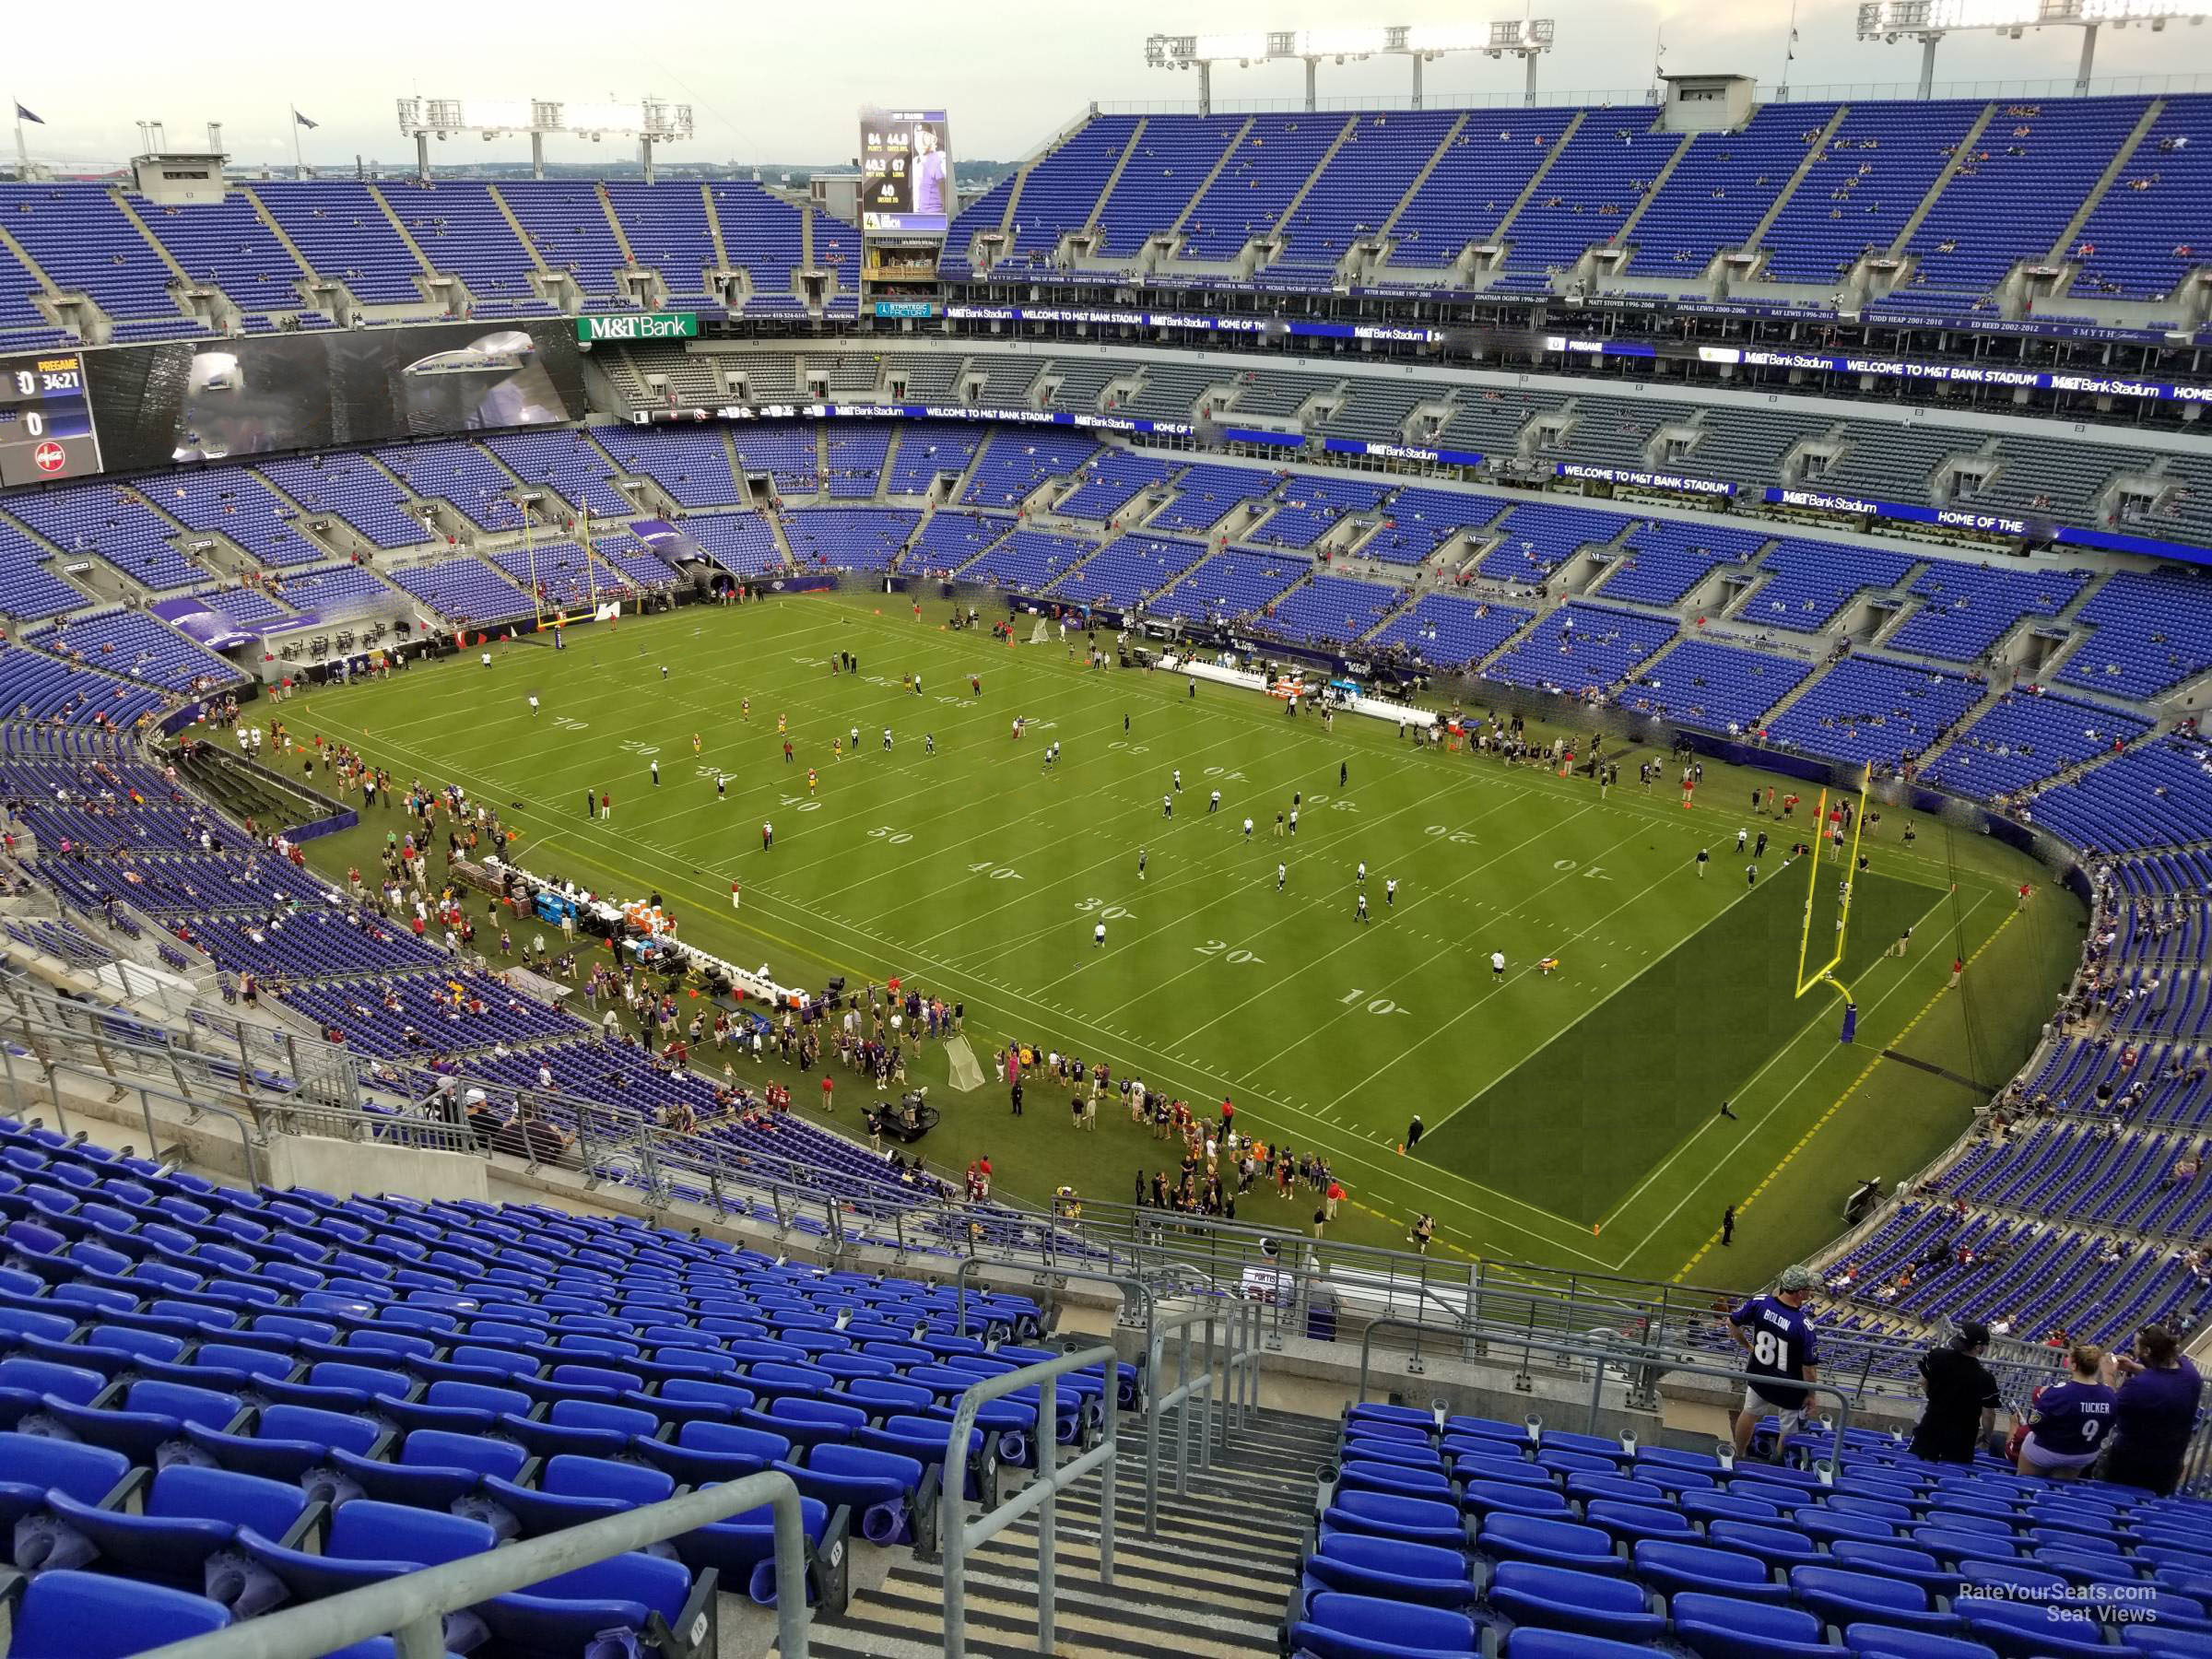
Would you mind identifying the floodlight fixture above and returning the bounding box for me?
[395,94,693,182]
[1854,0,2208,93]
[1144,18,1556,112]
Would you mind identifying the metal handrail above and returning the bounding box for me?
[42,1061,263,1188]
[1356,1314,1861,1460]
[942,1342,1119,1659]
[1142,1295,1257,1529]
[137,1467,813,1659]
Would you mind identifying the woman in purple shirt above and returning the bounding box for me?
[2018,1344,2116,1477]
[2100,1324,2203,1495]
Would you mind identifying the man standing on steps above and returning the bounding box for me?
[1724,1265,1821,1464]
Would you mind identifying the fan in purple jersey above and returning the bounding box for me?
[1725,1263,1821,1463]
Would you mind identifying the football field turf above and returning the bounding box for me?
[289,592,2083,1288]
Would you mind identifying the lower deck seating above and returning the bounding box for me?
[0,1124,1059,1657]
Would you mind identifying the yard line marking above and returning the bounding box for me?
[1667,897,2018,1283]
[315,600,2030,1267]
[338,718,1625,1265]
[1164,805,1606,1062]
[1392,848,1772,1143]
[1623,888,1992,1269]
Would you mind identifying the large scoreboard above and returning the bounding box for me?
[0,351,102,486]
[858,107,952,236]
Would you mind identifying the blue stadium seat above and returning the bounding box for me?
[777,1443,929,1547]
[236,1498,496,1606]
[327,1427,528,1510]
[1339,1459,1456,1501]
[184,1402,384,1484]
[1831,1540,1963,1596]
[1324,1490,1469,1548]
[1673,1593,1834,1659]
[482,1453,677,1538]
[1288,1589,1479,1659]
[1959,1598,2115,1659]
[39,1463,313,1593]
[474,1550,710,1659]
[5,1569,231,1656]
[1462,1480,1571,1524]
[0,1430,131,1524]
[39,1378,242,1463]
[1793,1565,1960,1633]
[1302,1532,1479,1608]
[1487,1561,1665,1643]
[1630,1539,1788,1601]
[1502,1630,1665,1659]
[2124,1628,2212,1658]
[672,1488,842,1610]
[1707,1522,1825,1571]
[1582,1500,1697,1549]
[1454,1454,1555,1489]
[1343,1439,1446,1473]
[1478,1513,1627,1576]
[637,1420,793,1486]
[1842,1625,2002,1659]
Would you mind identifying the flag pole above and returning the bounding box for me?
[290,104,306,180]
[12,101,29,182]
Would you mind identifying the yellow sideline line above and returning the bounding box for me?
[1671,903,2025,1284]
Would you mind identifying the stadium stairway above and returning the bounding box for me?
[806,1405,1338,1657]
[1740,106,1853,265]
[1886,103,1999,261]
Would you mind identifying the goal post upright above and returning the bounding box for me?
[1795,765,1873,1006]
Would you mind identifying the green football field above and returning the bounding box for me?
[286,592,2084,1289]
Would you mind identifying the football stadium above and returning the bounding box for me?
[0,4,2209,1653]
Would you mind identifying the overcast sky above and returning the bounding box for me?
[18,0,2210,171]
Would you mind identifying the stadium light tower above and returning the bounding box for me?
[1144,20,1556,114]
[394,96,693,183]
[1856,0,2210,97]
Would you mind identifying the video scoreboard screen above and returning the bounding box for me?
[859,106,952,235]
[0,350,102,486]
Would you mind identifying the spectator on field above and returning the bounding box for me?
[2100,1325,2203,1495]
[1910,1320,2002,1465]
